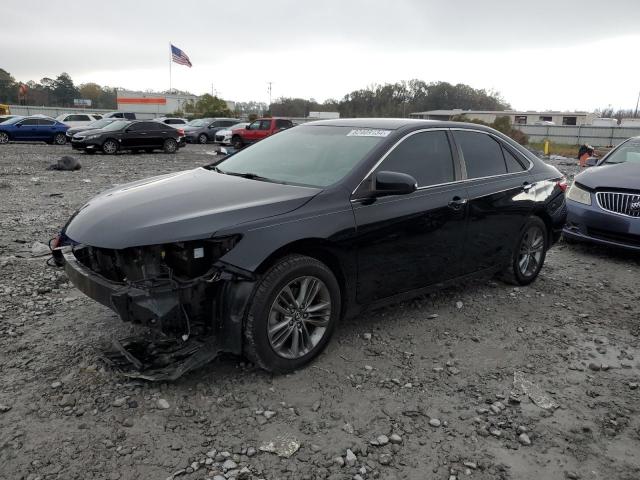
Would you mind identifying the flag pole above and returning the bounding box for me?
[169,42,172,94]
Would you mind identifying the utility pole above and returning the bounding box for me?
[635,89,640,118]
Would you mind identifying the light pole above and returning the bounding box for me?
[635,89,640,118]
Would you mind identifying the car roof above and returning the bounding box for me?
[302,118,499,131]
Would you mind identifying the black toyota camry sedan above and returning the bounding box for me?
[70,119,185,154]
[564,136,640,250]
[52,119,567,373]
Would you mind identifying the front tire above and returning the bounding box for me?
[163,138,178,153]
[53,133,67,145]
[231,135,243,150]
[244,255,341,373]
[198,133,208,144]
[0,132,9,144]
[501,217,548,285]
[102,139,118,155]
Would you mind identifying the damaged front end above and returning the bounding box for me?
[53,234,256,380]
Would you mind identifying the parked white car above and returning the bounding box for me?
[56,113,102,127]
[214,122,249,144]
[154,117,189,126]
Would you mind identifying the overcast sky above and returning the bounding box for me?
[3,0,640,111]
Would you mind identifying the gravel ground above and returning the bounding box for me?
[0,143,639,480]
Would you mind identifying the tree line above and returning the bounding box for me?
[0,69,117,109]
[1,68,510,119]
[269,80,510,117]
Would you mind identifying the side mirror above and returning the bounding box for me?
[371,171,417,197]
[245,125,250,130]
[585,156,599,167]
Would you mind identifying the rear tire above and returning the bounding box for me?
[0,132,8,144]
[102,139,118,155]
[244,255,341,373]
[500,216,548,285]
[163,138,178,153]
[232,135,243,150]
[198,133,208,144]
[53,133,67,145]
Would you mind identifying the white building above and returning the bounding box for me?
[410,109,597,126]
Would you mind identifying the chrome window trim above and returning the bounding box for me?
[351,127,533,196]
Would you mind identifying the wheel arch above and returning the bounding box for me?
[253,238,352,318]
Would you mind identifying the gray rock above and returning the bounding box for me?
[518,433,531,445]
[363,332,372,340]
[51,381,62,389]
[112,397,127,407]
[489,428,501,437]
[389,433,402,444]
[376,434,389,445]
[0,404,11,413]
[157,398,170,409]
[342,423,355,434]
[31,242,50,257]
[463,461,477,469]
[222,459,238,471]
[246,446,257,457]
[429,418,441,427]
[263,410,276,419]
[455,301,464,309]
[588,362,601,371]
[629,382,639,390]
[378,453,392,465]
[345,449,357,467]
[334,456,345,467]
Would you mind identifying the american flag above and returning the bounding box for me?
[171,44,192,67]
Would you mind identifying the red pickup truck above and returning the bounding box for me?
[231,117,293,149]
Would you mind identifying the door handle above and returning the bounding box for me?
[448,196,468,210]
[522,182,535,192]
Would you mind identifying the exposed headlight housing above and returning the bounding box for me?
[567,183,591,205]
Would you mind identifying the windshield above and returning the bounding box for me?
[215,125,388,187]
[603,140,640,165]
[87,118,116,129]
[188,119,209,127]
[101,120,130,131]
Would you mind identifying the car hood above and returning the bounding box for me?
[576,162,640,190]
[64,167,320,249]
[68,125,99,134]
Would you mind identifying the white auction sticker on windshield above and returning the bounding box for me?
[346,129,391,137]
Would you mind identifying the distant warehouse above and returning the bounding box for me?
[116,90,235,119]
[410,109,596,126]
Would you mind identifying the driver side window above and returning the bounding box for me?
[248,121,261,130]
[376,131,455,188]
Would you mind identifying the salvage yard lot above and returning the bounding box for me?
[1,143,639,480]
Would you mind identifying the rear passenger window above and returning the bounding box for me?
[454,131,507,178]
[38,119,55,126]
[378,131,454,187]
[502,146,526,172]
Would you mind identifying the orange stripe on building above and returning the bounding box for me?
[118,98,167,105]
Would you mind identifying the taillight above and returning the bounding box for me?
[177,128,185,136]
[556,177,568,192]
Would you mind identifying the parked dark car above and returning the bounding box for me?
[564,136,640,250]
[0,116,68,145]
[70,120,185,154]
[183,118,239,144]
[52,119,566,373]
[65,118,120,142]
